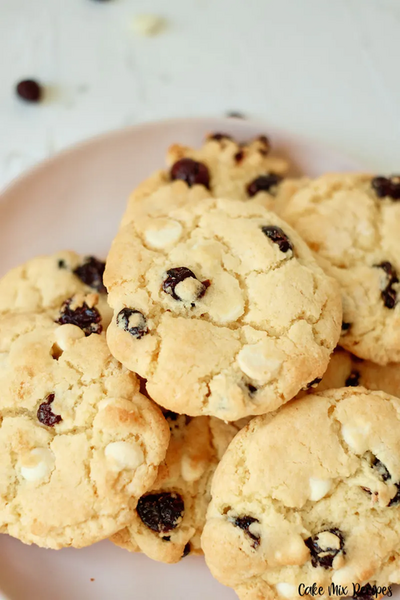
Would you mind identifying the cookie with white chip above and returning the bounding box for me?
[282,173,400,364]
[105,194,342,420]
[202,388,400,600]
[0,311,169,549]
[112,411,245,563]
[0,251,112,326]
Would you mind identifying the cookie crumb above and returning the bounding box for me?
[131,14,166,37]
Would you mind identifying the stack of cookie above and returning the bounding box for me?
[1,132,400,600]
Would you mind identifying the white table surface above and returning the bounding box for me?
[1,0,400,190]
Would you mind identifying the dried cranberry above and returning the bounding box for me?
[37,394,62,427]
[377,261,398,281]
[182,542,191,558]
[374,262,399,309]
[58,259,67,269]
[245,383,257,396]
[306,377,322,389]
[257,135,270,147]
[341,322,351,332]
[116,308,148,339]
[345,370,360,387]
[371,456,391,482]
[170,158,210,189]
[16,79,42,102]
[137,492,184,533]
[209,133,232,141]
[234,150,244,163]
[162,410,179,421]
[57,299,102,336]
[389,484,400,507]
[372,176,400,200]
[162,267,210,303]
[73,257,106,293]
[232,516,260,549]
[382,286,397,309]
[247,173,282,197]
[305,528,345,569]
[261,225,293,253]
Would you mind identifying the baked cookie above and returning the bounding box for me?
[202,388,400,600]
[302,348,400,399]
[167,133,289,205]
[105,195,342,420]
[0,251,112,326]
[120,133,303,225]
[0,311,169,549]
[282,173,400,364]
[112,411,245,563]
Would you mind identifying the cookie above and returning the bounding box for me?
[112,411,245,563]
[120,133,301,225]
[281,173,400,364]
[0,251,112,326]
[105,195,342,420]
[166,133,289,205]
[202,388,400,600]
[0,311,169,549]
[303,348,400,399]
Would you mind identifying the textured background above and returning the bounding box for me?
[0,0,399,189]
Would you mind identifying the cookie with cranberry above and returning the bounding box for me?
[105,194,342,420]
[282,173,400,364]
[0,251,112,326]
[166,133,290,205]
[112,413,245,563]
[300,347,400,400]
[202,388,400,600]
[0,311,169,549]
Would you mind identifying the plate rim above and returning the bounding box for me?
[0,115,364,200]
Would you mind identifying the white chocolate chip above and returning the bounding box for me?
[341,423,371,453]
[105,441,144,472]
[309,477,332,501]
[174,277,205,303]
[181,454,207,482]
[131,14,166,37]
[315,531,341,551]
[20,448,55,482]
[275,583,297,598]
[144,219,182,249]
[54,324,85,351]
[332,566,355,588]
[237,343,283,382]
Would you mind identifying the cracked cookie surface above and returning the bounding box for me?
[112,411,246,563]
[282,173,400,364]
[0,251,112,326]
[0,311,169,549]
[202,388,400,600]
[105,195,342,420]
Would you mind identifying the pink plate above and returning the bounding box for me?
[0,118,385,600]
